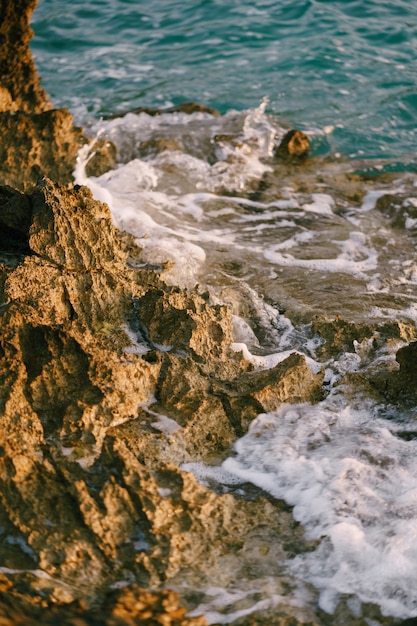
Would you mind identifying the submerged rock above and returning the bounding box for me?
[105,101,221,120]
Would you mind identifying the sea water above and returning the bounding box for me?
[31,1,417,623]
[32,0,417,162]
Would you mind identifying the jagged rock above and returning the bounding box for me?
[0,109,86,191]
[311,315,373,357]
[211,352,324,434]
[311,315,415,359]
[0,0,87,190]
[0,0,50,114]
[0,574,207,626]
[135,287,235,371]
[0,178,325,626]
[0,185,32,252]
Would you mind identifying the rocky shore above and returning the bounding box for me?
[1,2,417,625]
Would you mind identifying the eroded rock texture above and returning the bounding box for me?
[0,179,324,625]
[0,108,86,190]
[0,0,87,190]
[0,0,49,113]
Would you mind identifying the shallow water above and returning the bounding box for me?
[30,0,417,622]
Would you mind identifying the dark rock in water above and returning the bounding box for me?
[138,137,182,159]
[84,138,118,177]
[167,102,221,116]
[375,192,417,229]
[395,341,417,402]
[105,101,221,120]
[349,335,417,407]
[274,129,310,162]
[311,315,374,358]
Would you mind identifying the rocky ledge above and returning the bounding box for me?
[1,2,416,625]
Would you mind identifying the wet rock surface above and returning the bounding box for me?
[0,574,207,626]
[0,180,414,626]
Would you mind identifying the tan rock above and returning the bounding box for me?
[0,109,86,191]
[0,0,50,114]
[0,176,327,625]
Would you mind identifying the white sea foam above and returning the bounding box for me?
[74,103,417,306]
[187,586,284,624]
[74,104,279,287]
[230,343,321,374]
[74,103,417,621]
[141,402,182,435]
[303,193,334,216]
[217,398,417,619]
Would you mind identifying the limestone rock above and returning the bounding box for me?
[0,0,50,114]
[0,177,326,625]
[135,286,235,371]
[0,574,207,626]
[0,1,87,190]
[211,352,324,435]
[0,185,32,252]
[0,109,86,191]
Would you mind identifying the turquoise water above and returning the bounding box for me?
[31,0,417,161]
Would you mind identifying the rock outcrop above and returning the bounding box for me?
[0,576,207,626]
[0,108,86,190]
[0,0,49,114]
[0,175,324,624]
[0,0,86,190]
